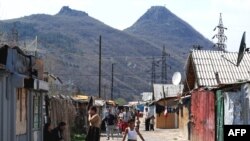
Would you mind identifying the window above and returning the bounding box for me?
[33,93,41,129]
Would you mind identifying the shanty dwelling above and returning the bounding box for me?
[49,95,76,141]
[71,95,89,133]
[215,83,250,141]
[153,84,183,129]
[0,45,49,141]
[184,50,250,141]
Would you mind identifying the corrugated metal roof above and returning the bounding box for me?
[191,50,250,87]
[153,84,183,101]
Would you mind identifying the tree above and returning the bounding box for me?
[115,98,127,106]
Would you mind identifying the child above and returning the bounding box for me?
[122,119,145,141]
[150,115,155,131]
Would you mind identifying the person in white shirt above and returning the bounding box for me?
[122,119,145,141]
[144,108,150,131]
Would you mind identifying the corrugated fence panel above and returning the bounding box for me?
[191,90,215,141]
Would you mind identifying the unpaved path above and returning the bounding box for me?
[100,124,188,141]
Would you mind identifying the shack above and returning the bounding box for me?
[184,50,250,141]
[0,45,48,141]
[153,84,183,129]
[71,95,89,133]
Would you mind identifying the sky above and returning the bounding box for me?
[0,0,249,52]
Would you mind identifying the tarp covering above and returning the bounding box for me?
[223,83,250,125]
[71,95,89,103]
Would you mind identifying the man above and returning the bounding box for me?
[104,108,116,140]
[51,122,66,141]
[144,108,150,131]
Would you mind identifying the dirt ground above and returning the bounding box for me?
[100,124,188,141]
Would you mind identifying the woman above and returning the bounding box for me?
[43,123,53,141]
[122,119,145,141]
[86,106,101,141]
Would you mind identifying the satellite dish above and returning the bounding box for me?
[172,72,181,85]
[236,32,246,67]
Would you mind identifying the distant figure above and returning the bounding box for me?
[135,116,141,130]
[51,122,66,141]
[144,108,150,131]
[150,115,155,131]
[122,108,132,133]
[104,108,116,140]
[43,123,53,141]
[86,106,101,141]
[122,119,145,141]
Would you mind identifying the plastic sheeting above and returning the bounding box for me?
[223,83,250,125]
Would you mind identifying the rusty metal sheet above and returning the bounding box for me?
[191,90,215,141]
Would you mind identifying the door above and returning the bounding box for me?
[191,90,215,141]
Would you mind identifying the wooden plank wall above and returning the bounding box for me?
[156,113,176,128]
[16,88,28,135]
[178,102,191,140]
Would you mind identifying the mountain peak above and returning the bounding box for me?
[57,6,88,17]
[136,6,174,23]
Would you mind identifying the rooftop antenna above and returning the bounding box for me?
[212,13,227,51]
[236,32,249,67]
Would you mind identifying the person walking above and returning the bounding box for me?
[150,115,155,131]
[86,106,101,141]
[104,108,116,140]
[51,122,66,141]
[144,108,150,131]
[122,119,145,141]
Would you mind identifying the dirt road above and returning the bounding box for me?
[100,126,188,141]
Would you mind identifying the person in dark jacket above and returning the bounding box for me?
[43,123,53,141]
[51,122,66,141]
[104,108,116,140]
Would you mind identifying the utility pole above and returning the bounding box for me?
[161,45,170,84]
[151,57,156,86]
[151,57,156,100]
[111,63,114,100]
[212,13,227,51]
[98,35,102,98]
[103,84,107,100]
